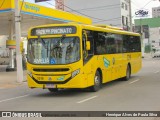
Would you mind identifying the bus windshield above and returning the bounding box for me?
[27,37,80,65]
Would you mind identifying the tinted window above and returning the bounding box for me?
[105,34,122,54]
[123,35,130,53]
[94,32,107,54]
[94,32,123,54]
[92,31,141,54]
[115,34,123,53]
[106,34,116,54]
[129,36,141,52]
[123,35,141,52]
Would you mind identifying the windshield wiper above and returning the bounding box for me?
[50,35,66,58]
[55,34,66,47]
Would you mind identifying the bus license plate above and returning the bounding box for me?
[45,84,55,88]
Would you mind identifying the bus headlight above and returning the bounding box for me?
[27,70,32,77]
[72,69,80,78]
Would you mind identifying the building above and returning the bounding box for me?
[152,6,160,18]
[59,0,132,31]
[135,17,160,49]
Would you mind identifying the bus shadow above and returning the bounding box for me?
[31,76,139,97]
[100,76,138,90]
[31,88,91,97]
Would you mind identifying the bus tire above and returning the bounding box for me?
[124,65,131,81]
[90,70,102,92]
[48,88,58,92]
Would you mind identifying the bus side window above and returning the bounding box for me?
[123,35,130,53]
[129,36,141,52]
[93,31,98,54]
[106,34,116,54]
[95,32,106,54]
[129,36,135,52]
[114,34,123,53]
[135,36,141,52]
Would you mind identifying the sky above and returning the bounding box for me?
[25,0,160,19]
[131,0,160,18]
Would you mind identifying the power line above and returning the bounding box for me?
[0,0,6,9]
[45,1,56,7]
[70,4,120,11]
[57,1,128,26]
[44,1,82,23]
[93,17,122,24]
[44,0,132,25]
[55,0,121,22]
[49,0,105,21]
[68,6,121,12]
[143,0,154,8]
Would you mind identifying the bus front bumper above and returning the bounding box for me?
[27,73,90,89]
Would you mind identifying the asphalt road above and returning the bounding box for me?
[0,58,160,119]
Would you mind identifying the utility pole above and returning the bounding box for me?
[15,0,23,83]
[129,0,132,31]
[140,18,145,57]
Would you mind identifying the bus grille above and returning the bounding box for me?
[33,68,69,72]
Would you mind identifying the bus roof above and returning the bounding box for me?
[93,24,123,30]
[29,23,140,37]
[82,24,140,36]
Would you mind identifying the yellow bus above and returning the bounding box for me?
[27,23,141,92]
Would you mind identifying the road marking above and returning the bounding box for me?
[77,96,97,104]
[0,94,29,103]
[129,79,140,84]
[154,71,159,74]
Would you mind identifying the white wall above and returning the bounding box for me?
[152,6,160,18]
[64,0,122,26]
[121,0,131,26]
[150,27,160,48]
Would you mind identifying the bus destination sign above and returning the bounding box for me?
[31,26,77,36]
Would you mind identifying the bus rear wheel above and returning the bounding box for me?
[90,71,102,92]
[48,88,58,92]
[124,65,131,81]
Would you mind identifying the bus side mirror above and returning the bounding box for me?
[86,41,90,50]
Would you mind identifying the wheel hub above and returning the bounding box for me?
[95,76,100,85]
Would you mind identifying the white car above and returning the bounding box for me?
[152,49,160,58]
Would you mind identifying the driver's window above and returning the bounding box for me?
[85,30,94,55]
[82,34,86,51]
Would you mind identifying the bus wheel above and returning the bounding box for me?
[90,71,101,92]
[124,65,131,81]
[48,88,58,92]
